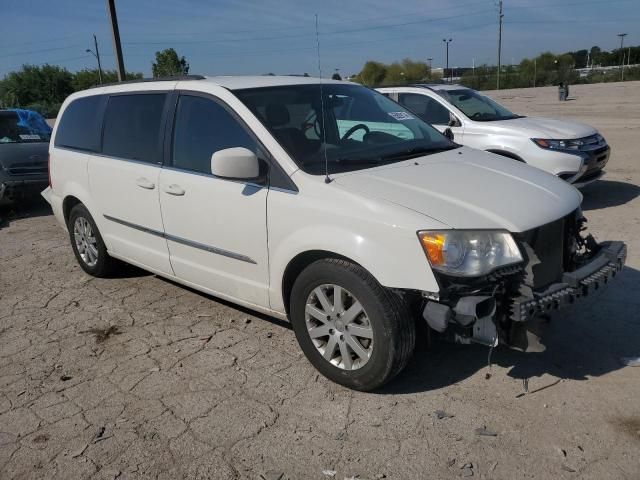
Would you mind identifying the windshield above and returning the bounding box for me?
[0,109,52,144]
[235,83,457,175]
[437,89,519,122]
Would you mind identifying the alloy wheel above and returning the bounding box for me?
[73,217,99,267]
[305,284,373,370]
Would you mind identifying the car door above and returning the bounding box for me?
[158,92,270,308]
[397,92,464,142]
[88,92,173,275]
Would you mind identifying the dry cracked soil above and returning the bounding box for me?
[1,81,639,479]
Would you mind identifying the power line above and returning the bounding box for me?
[123,8,496,46]
[0,44,82,60]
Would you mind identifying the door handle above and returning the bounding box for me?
[163,184,185,196]
[136,178,155,190]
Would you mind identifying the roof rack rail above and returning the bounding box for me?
[89,75,206,89]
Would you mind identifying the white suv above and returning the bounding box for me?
[377,84,610,188]
[44,75,625,391]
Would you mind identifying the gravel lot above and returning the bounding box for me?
[1,81,639,480]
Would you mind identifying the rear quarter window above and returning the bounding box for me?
[54,95,106,152]
[102,94,167,164]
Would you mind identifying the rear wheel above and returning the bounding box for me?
[289,258,415,391]
[68,204,118,277]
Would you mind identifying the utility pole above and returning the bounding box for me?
[617,33,627,81]
[533,58,537,87]
[497,0,504,90]
[86,34,104,84]
[443,38,452,83]
[106,0,126,81]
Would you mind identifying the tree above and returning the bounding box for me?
[151,48,189,77]
[331,72,342,80]
[358,61,387,86]
[72,69,143,91]
[400,58,430,83]
[589,46,601,65]
[0,64,73,114]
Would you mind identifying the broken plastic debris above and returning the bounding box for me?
[460,463,474,477]
[322,470,337,477]
[620,356,640,367]
[474,427,498,437]
[260,472,284,480]
[435,410,454,419]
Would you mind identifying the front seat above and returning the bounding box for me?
[264,104,313,155]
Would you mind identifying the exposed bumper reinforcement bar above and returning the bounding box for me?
[510,241,627,322]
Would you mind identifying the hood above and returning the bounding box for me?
[498,116,597,139]
[332,147,582,232]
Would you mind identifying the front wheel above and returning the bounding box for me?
[289,258,415,391]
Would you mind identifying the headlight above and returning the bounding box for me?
[418,230,523,276]
[532,138,584,151]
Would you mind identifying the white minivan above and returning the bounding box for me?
[377,84,610,188]
[44,75,626,391]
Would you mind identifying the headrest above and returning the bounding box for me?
[265,103,290,127]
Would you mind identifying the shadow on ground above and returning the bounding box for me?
[382,265,640,395]
[0,195,52,229]
[582,179,640,210]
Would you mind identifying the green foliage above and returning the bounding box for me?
[0,64,73,111]
[355,59,431,86]
[72,69,142,90]
[0,65,144,117]
[358,61,387,86]
[151,48,189,78]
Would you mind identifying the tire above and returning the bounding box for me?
[289,258,415,391]
[67,204,118,277]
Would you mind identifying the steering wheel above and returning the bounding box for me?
[471,112,483,120]
[341,123,370,140]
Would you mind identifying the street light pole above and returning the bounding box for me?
[617,33,627,81]
[443,38,452,83]
[86,34,104,84]
[106,0,126,81]
[497,0,504,90]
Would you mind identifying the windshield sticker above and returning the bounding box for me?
[19,134,41,140]
[388,111,414,121]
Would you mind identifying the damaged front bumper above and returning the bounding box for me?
[422,238,627,351]
[511,241,626,322]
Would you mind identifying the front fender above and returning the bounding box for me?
[266,171,452,314]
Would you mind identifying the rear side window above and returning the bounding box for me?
[172,95,256,174]
[55,95,105,151]
[398,93,451,125]
[102,94,167,163]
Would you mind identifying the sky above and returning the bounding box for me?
[1,0,638,78]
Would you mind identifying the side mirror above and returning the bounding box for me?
[211,147,261,181]
[448,113,460,127]
[443,128,455,142]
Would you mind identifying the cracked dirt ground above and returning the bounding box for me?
[1,82,640,480]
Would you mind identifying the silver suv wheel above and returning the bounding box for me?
[305,284,373,370]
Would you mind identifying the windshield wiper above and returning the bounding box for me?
[381,145,457,161]
[335,145,458,166]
